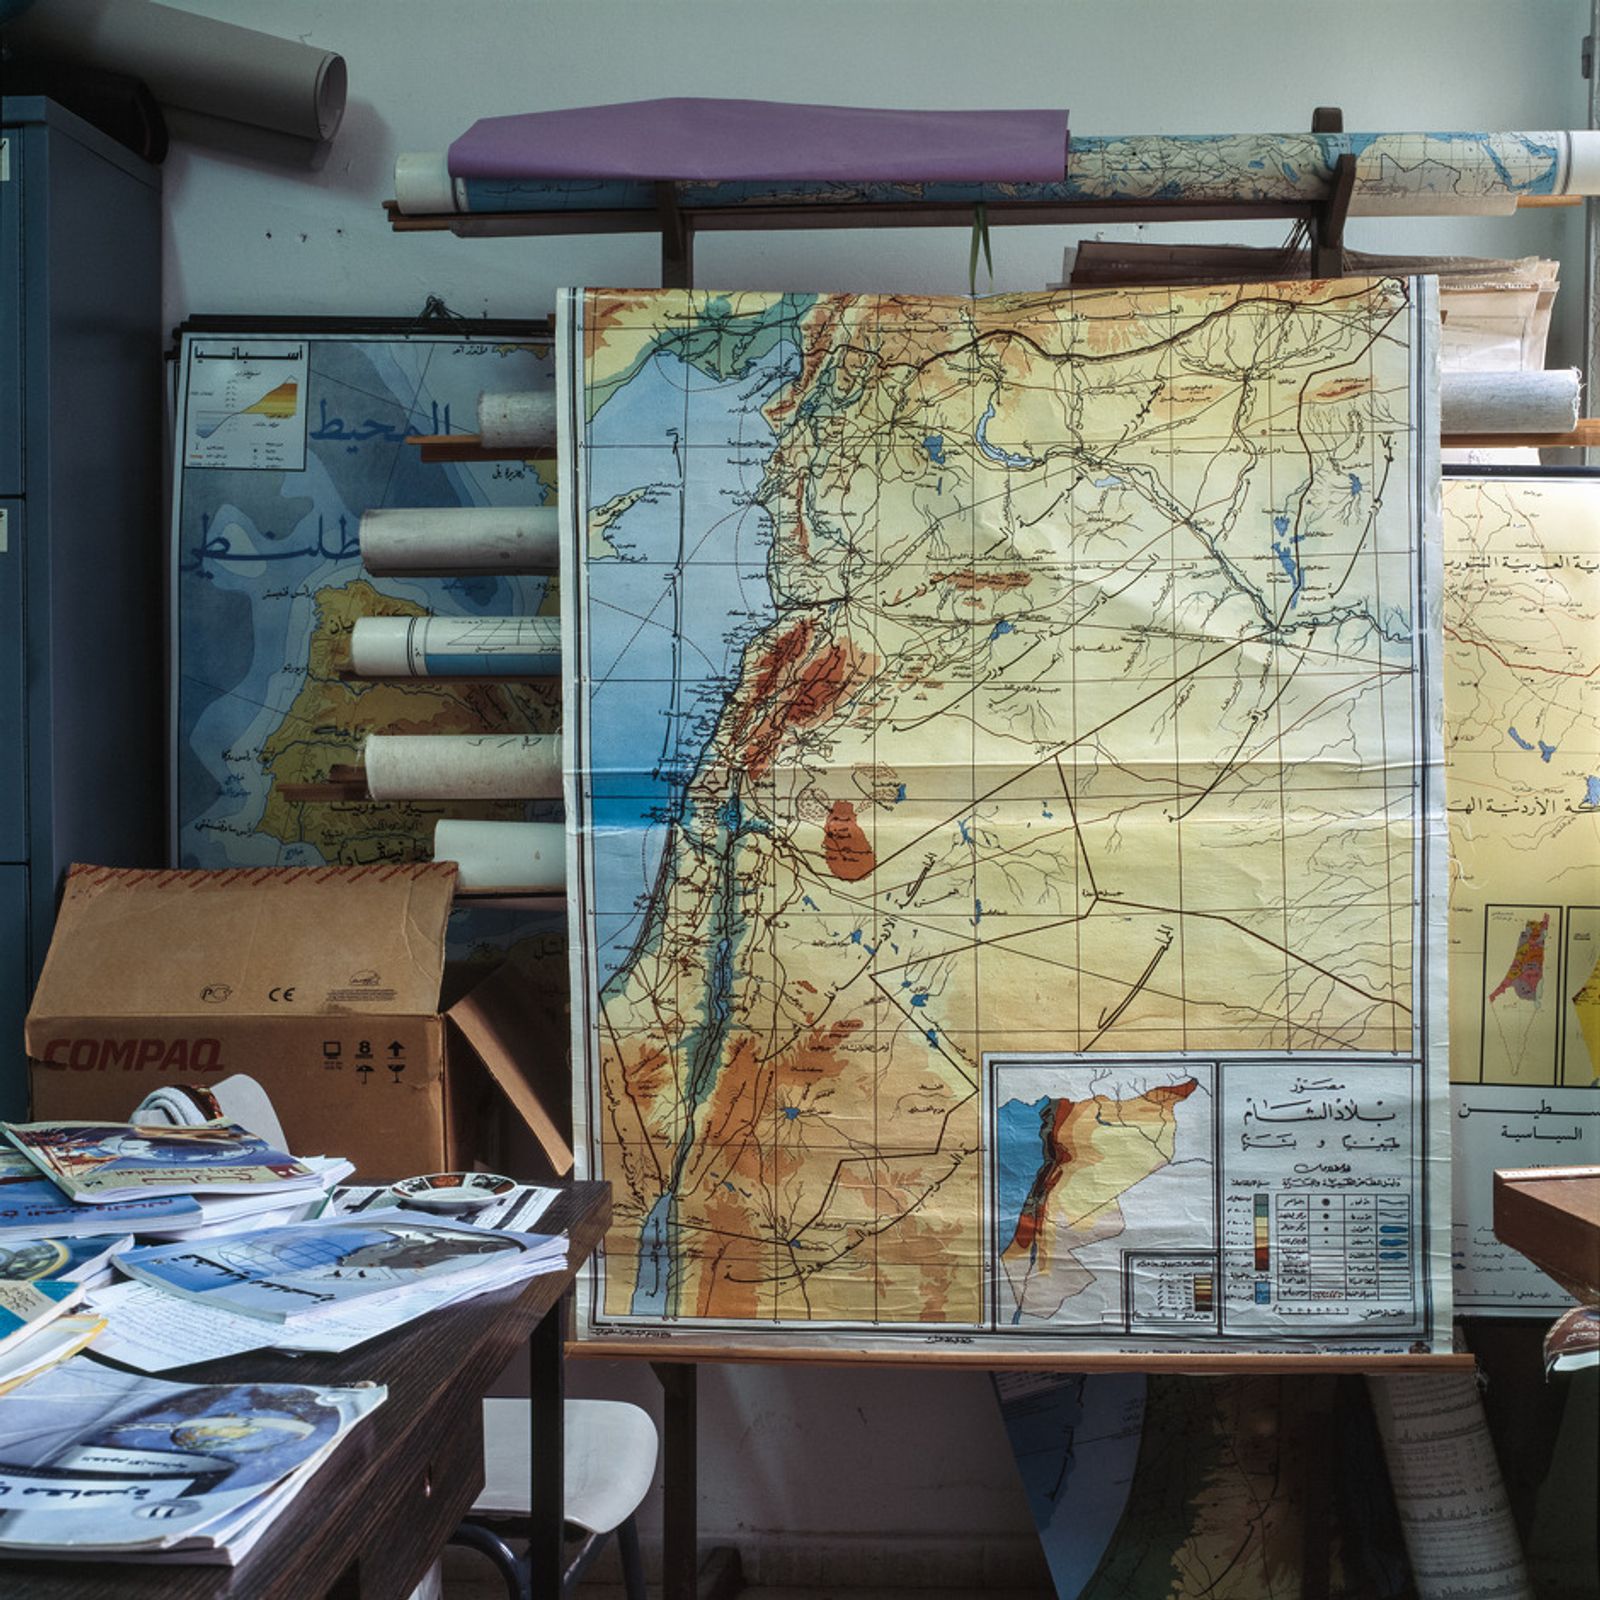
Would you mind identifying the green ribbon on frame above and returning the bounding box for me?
[968,202,994,297]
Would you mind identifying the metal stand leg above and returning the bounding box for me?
[528,1293,567,1599]
[651,1362,745,1600]
[653,1362,698,1600]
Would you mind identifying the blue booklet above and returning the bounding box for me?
[0,1278,81,1355]
[0,1147,202,1237]
[117,1211,564,1322]
[0,1232,130,1284]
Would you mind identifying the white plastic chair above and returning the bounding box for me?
[450,1397,657,1600]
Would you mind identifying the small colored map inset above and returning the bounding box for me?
[192,379,300,440]
[991,1061,1214,1331]
[1480,904,1563,1083]
[1562,907,1600,1084]
[182,339,308,471]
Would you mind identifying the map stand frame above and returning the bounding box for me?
[382,105,1517,1600]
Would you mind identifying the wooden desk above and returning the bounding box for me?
[1492,1164,1600,1304]
[1,1181,611,1600]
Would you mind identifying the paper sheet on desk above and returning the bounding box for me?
[87,1260,561,1371]
[326,1182,560,1231]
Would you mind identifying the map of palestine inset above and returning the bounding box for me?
[561,279,1449,1351]
[1443,476,1600,1313]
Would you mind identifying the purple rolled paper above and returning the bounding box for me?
[447,97,1069,183]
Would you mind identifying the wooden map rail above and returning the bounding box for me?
[570,1340,1471,1373]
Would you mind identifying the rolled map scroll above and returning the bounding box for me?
[359,507,559,575]
[349,616,560,677]
[478,390,557,449]
[1367,1373,1532,1600]
[432,820,564,893]
[363,734,560,802]
[1438,369,1581,435]
[394,129,1600,218]
[5,0,346,144]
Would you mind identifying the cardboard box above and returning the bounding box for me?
[24,863,572,1183]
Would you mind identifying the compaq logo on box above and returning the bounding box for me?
[39,1038,226,1073]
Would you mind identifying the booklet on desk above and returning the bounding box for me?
[0,1145,203,1236]
[0,1279,84,1357]
[0,1146,346,1245]
[114,1208,566,1323]
[2,1120,320,1204]
[0,1358,385,1562]
[0,1313,105,1396]
[0,1233,131,1288]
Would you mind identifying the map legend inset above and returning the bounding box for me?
[183,340,309,470]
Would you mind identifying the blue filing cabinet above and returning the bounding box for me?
[0,98,164,1116]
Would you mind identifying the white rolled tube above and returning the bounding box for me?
[363,734,561,801]
[349,616,560,678]
[1368,1374,1531,1600]
[394,152,461,214]
[433,820,565,893]
[1567,131,1600,196]
[359,507,559,575]
[478,390,557,449]
[1440,369,1581,434]
[4,0,346,141]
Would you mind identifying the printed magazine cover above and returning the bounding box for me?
[0,1359,384,1555]
[116,1211,561,1322]
[2,1123,317,1204]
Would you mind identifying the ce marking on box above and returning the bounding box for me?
[268,986,297,1003]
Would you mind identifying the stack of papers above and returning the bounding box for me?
[2,1120,324,1204]
[326,1180,559,1233]
[0,1359,384,1564]
[2,1144,350,1245]
[0,1279,102,1395]
[89,1211,568,1371]
[0,1233,130,1290]
[0,1279,83,1357]
[0,1315,105,1397]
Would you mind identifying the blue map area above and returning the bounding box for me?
[173,331,559,959]
[996,1095,1050,1249]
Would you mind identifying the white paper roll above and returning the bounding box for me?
[1566,131,1600,196]
[394,152,460,214]
[363,734,561,801]
[1440,369,1582,434]
[1367,1374,1532,1600]
[432,820,565,893]
[479,390,558,449]
[349,616,561,678]
[164,106,333,169]
[4,0,346,141]
[359,507,559,575]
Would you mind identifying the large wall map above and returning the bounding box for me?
[562,280,1449,1351]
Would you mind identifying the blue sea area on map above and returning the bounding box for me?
[996,1095,1050,1250]
[584,337,796,990]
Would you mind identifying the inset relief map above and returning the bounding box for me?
[994,1062,1213,1330]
